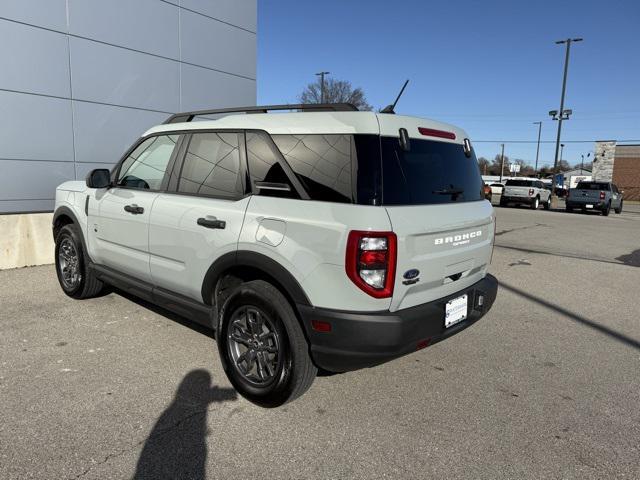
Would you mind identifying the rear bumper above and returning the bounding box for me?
[298,274,498,372]
[566,200,605,210]
[501,195,535,204]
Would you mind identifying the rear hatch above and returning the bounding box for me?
[373,117,494,312]
[504,179,534,198]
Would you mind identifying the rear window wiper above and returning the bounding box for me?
[433,188,464,195]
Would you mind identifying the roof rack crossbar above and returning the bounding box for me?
[163,103,359,124]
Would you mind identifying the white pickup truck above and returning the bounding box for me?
[499,178,551,210]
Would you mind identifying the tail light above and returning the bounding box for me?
[528,188,535,196]
[346,231,397,298]
[599,191,605,200]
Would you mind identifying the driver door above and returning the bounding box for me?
[88,134,180,283]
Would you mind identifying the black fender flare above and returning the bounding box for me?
[201,250,312,325]
[52,206,92,263]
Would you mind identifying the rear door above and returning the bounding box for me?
[149,131,250,302]
[89,134,180,282]
[374,128,494,312]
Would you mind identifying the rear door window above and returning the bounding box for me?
[177,132,244,199]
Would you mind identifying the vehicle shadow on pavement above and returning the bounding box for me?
[500,281,640,351]
[133,369,237,480]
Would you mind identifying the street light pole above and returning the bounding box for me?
[550,38,583,207]
[499,143,505,183]
[315,71,330,104]
[533,121,542,175]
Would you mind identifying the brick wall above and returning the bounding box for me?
[612,145,640,201]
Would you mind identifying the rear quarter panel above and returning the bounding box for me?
[240,196,393,311]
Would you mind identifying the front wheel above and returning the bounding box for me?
[55,224,104,299]
[217,280,317,407]
[615,200,623,214]
[543,196,551,210]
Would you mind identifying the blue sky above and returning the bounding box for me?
[257,0,640,168]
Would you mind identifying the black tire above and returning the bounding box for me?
[602,201,611,216]
[531,196,539,210]
[615,200,623,214]
[565,205,573,213]
[217,280,317,407]
[499,198,507,208]
[543,196,551,210]
[55,224,104,299]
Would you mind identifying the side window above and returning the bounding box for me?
[271,134,353,203]
[177,132,243,199]
[245,132,298,198]
[118,135,179,190]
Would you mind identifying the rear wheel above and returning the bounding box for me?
[565,205,573,213]
[531,196,539,210]
[217,280,317,407]
[602,201,611,216]
[615,200,623,214]
[55,224,104,299]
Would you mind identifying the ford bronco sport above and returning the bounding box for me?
[53,103,498,407]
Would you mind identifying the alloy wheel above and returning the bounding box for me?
[227,306,281,386]
[58,237,81,289]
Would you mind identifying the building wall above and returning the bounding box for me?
[612,145,640,201]
[0,0,257,213]
[593,141,616,182]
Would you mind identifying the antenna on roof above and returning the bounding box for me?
[380,79,409,114]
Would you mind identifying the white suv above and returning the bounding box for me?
[53,103,498,407]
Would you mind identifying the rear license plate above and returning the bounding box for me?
[586,204,593,208]
[445,294,468,328]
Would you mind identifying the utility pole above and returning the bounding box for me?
[499,143,505,183]
[549,38,582,208]
[315,71,330,104]
[533,121,542,175]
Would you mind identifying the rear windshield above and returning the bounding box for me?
[377,136,483,205]
[505,179,533,187]
[576,182,610,190]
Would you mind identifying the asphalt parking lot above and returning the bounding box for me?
[1,202,639,479]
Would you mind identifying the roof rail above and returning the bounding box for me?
[163,103,359,124]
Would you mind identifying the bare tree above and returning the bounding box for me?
[477,157,490,175]
[299,78,372,111]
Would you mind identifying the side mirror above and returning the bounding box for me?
[86,169,111,189]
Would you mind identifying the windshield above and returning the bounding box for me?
[505,179,534,187]
[576,182,610,190]
[376,136,483,205]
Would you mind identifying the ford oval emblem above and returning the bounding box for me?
[403,269,420,280]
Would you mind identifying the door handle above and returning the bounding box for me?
[124,204,144,214]
[197,217,226,229]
